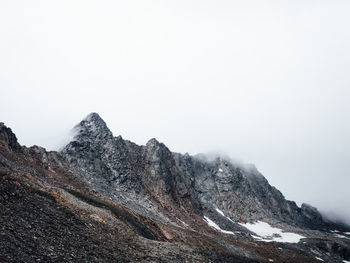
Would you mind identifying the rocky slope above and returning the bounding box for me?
[1,115,350,262]
[61,113,340,229]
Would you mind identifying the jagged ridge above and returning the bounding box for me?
[62,113,328,229]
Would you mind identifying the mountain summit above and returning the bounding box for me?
[72,112,113,141]
[1,114,349,262]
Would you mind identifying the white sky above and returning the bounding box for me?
[1,1,349,224]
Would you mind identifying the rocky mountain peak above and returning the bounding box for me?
[145,138,173,159]
[72,113,113,142]
[61,113,115,157]
[0,122,21,151]
[146,138,162,148]
[301,203,324,222]
[80,112,111,133]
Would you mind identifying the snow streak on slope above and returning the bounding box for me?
[215,208,225,217]
[204,216,235,235]
[330,231,350,240]
[239,221,305,243]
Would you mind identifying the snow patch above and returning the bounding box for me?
[180,220,188,227]
[334,234,350,240]
[204,216,235,235]
[315,257,324,261]
[239,221,305,243]
[214,207,236,224]
[343,260,350,263]
[226,216,234,223]
[216,208,225,217]
[218,168,223,172]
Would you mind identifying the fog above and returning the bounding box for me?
[1,1,349,224]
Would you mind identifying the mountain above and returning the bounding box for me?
[1,114,349,263]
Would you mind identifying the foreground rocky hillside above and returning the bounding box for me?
[1,114,349,262]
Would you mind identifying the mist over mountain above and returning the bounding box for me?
[1,1,350,262]
[2,0,350,229]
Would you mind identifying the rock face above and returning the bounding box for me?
[1,113,350,263]
[62,113,327,229]
[0,122,21,151]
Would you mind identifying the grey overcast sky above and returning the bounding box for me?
[1,1,350,223]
